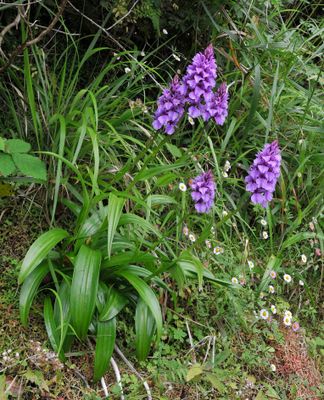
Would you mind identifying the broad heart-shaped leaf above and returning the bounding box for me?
[19,229,69,284]
[114,270,162,342]
[0,153,16,176]
[5,139,31,154]
[44,296,65,361]
[93,318,116,382]
[12,153,47,181]
[107,193,125,258]
[19,262,49,326]
[135,298,156,361]
[70,245,102,340]
[99,286,128,321]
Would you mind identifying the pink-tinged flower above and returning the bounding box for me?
[245,140,281,208]
[292,322,300,332]
[152,75,186,135]
[190,171,216,213]
[315,248,321,257]
[270,270,276,279]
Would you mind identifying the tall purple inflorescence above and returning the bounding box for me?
[204,83,229,125]
[152,75,186,135]
[183,44,217,119]
[245,140,281,208]
[190,170,216,213]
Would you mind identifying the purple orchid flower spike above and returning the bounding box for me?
[190,170,216,213]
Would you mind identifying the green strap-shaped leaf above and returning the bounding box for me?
[93,318,116,382]
[135,298,156,361]
[19,262,49,326]
[99,286,128,321]
[19,228,69,284]
[53,281,72,353]
[70,245,102,339]
[44,297,61,357]
[107,193,125,258]
[115,270,162,341]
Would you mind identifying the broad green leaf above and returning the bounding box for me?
[186,364,203,382]
[115,270,162,341]
[205,373,226,393]
[177,251,204,290]
[99,287,128,321]
[70,245,101,339]
[107,193,125,258]
[281,232,323,250]
[19,228,69,284]
[119,213,161,237]
[101,251,155,269]
[96,282,109,314]
[12,153,47,181]
[5,139,31,154]
[93,318,116,382]
[44,297,61,356]
[135,298,156,361]
[0,136,5,151]
[147,194,177,206]
[0,153,16,176]
[53,281,72,352]
[19,262,49,326]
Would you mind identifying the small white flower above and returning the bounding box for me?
[271,305,277,314]
[3,356,8,362]
[15,352,19,359]
[301,254,307,264]
[231,277,238,284]
[259,292,266,299]
[7,349,11,354]
[299,280,304,286]
[262,231,269,239]
[283,274,292,283]
[183,226,189,236]
[124,67,131,74]
[284,310,292,318]
[248,260,254,269]
[178,182,187,192]
[162,28,168,35]
[205,240,211,249]
[222,210,228,217]
[222,171,228,178]
[211,226,216,235]
[270,270,277,279]
[298,139,304,145]
[283,315,292,326]
[268,285,275,294]
[2,351,7,357]
[172,53,181,61]
[188,116,195,126]
[213,246,224,255]
[260,309,269,320]
[270,364,276,372]
[224,160,231,172]
[260,218,267,226]
[188,233,196,242]
[140,50,145,57]
[297,172,302,178]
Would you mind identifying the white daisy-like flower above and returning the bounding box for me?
[260,218,267,226]
[248,260,254,269]
[162,28,168,35]
[188,233,196,242]
[268,285,275,294]
[301,254,307,263]
[231,277,238,284]
[213,246,224,255]
[299,280,304,286]
[172,53,181,61]
[178,182,187,192]
[270,364,276,372]
[222,210,228,217]
[188,116,195,126]
[271,305,277,314]
[283,274,292,283]
[224,160,231,172]
[283,315,292,326]
[205,240,211,249]
[284,310,292,318]
[222,171,228,178]
[260,309,269,320]
[262,231,269,239]
[270,270,277,279]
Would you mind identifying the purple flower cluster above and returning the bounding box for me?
[152,45,229,135]
[190,171,216,213]
[245,140,281,208]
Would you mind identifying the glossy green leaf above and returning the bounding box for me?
[44,297,60,355]
[19,228,69,284]
[19,262,49,326]
[93,318,116,382]
[70,245,101,339]
[101,251,156,269]
[107,193,125,258]
[12,153,47,181]
[115,270,162,341]
[53,281,72,352]
[135,298,156,361]
[99,287,128,321]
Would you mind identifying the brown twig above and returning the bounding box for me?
[0,0,68,74]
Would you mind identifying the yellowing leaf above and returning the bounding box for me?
[186,364,203,382]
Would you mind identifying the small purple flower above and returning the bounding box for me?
[190,170,216,213]
[152,75,186,135]
[292,321,300,332]
[183,44,217,119]
[203,83,229,125]
[245,140,281,208]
